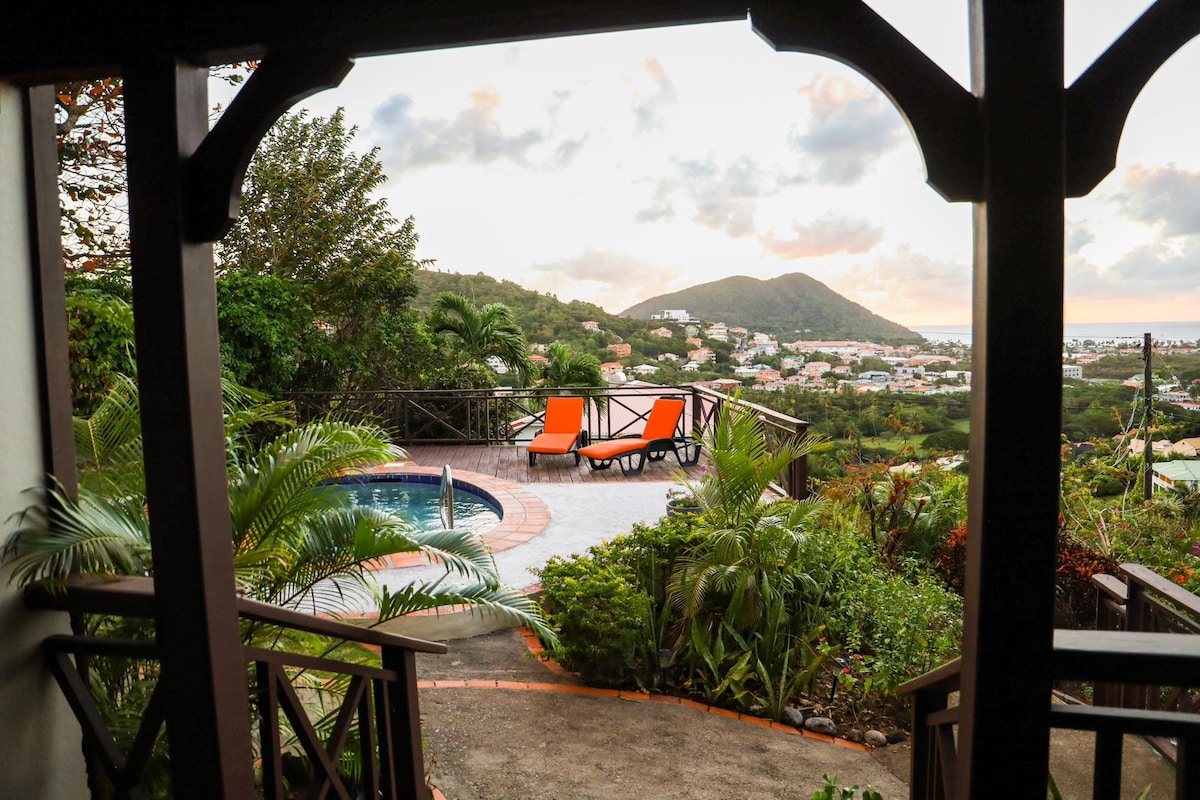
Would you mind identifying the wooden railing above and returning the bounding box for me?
[26,576,446,800]
[689,385,810,499]
[289,384,814,498]
[1092,563,1200,763]
[901,564,1200,800]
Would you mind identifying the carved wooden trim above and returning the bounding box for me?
[186,50,354,242]
[751,0,981,202]
[1066,0,1200,196]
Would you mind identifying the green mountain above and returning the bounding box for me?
[619,273,921,342]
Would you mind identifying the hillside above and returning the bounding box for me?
[412,269,642,343]
[619,273,921,343]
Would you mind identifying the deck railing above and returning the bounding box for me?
[901,564,1200,800]
[1092,563,1200,764]
[26,576,446,800]
[288,384,813,498]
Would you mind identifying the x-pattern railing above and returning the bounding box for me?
[902,564,1200,799]
[27,577,444,800]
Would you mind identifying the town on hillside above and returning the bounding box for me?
[550,308,973,397]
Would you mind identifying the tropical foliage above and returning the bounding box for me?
[428,291,533,384]
[7,377,550,632]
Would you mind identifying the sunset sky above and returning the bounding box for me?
[214,1,1200,326]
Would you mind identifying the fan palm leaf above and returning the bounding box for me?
[375,576,556,643]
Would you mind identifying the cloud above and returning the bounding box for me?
[634,155,773,237]
[820,247,969,323]
[1066,220,1095,257]
[1110,164,1200,237]
[369,90,581,172]
[758,213,884,259]
[631,58,678,134]
[789,76,907,185]
[1067,237,1200,302]
[527,247,681,311]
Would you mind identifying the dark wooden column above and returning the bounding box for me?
[958,2,1064,795]
[22,86,77,492]
[122,58,255,798]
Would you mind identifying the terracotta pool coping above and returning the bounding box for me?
[355,462,551,571]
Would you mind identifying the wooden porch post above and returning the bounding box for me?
[123,57,256,798]
[958,2,1065,795]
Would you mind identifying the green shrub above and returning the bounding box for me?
[921,429,969,453]
[536,555,653,688]
[825,562,963,696]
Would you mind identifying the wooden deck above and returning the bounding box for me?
[402,443,705,485]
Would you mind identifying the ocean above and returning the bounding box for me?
[913,322,1200,346]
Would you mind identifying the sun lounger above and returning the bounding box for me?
[577,397,701,475]
[527,396,586,466]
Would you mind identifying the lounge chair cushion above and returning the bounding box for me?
[578,438,650,461]
[529,432,581,455]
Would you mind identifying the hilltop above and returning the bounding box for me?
[415,269,921,345]
[619,273,921,343]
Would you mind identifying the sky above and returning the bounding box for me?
[212,1,1200,327]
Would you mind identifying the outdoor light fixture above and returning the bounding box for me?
[829,657,850,704]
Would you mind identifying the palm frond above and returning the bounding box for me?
[374,578,556,644]
[4,484,151,589]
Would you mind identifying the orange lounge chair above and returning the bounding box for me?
[527,396,586,466]
[577,397,701,475]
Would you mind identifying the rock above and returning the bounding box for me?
[865,729,888,748]
[803,716,838,736]
[781,707,805,729]
[885,729,909,744]
[846,729,866,744]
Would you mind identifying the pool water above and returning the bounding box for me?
[338,478,501,534]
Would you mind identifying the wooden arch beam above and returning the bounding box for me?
[750,0,981,202]
[186,50,355,242]
[1066,0,1200,197]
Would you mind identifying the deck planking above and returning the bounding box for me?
[402,443,704,485]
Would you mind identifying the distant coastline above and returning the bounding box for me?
[913,321,1200,346]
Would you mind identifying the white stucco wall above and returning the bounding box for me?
[0,84,89,798]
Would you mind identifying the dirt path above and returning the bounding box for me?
[416,630,908,799]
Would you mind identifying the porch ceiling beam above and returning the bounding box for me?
[186,50,354,242]
[2,1,749,83]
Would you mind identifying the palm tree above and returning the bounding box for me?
[428,291,533,385]
[668,398,830,632]
[539,341,604,390]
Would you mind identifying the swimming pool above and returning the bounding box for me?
[336,473,502,534]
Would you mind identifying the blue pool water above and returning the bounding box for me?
[337,475,501,534]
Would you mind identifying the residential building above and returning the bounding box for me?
[581,320,601,332]
[802,361,833,377]
[704,323,729,341]
[1152,461,1200,494]
[606,342,632,358]
[650,326,674,338]
[687,347,716,364]
[631,363,659,376]
[649,309,691,322]
[1062,364,1084,379]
